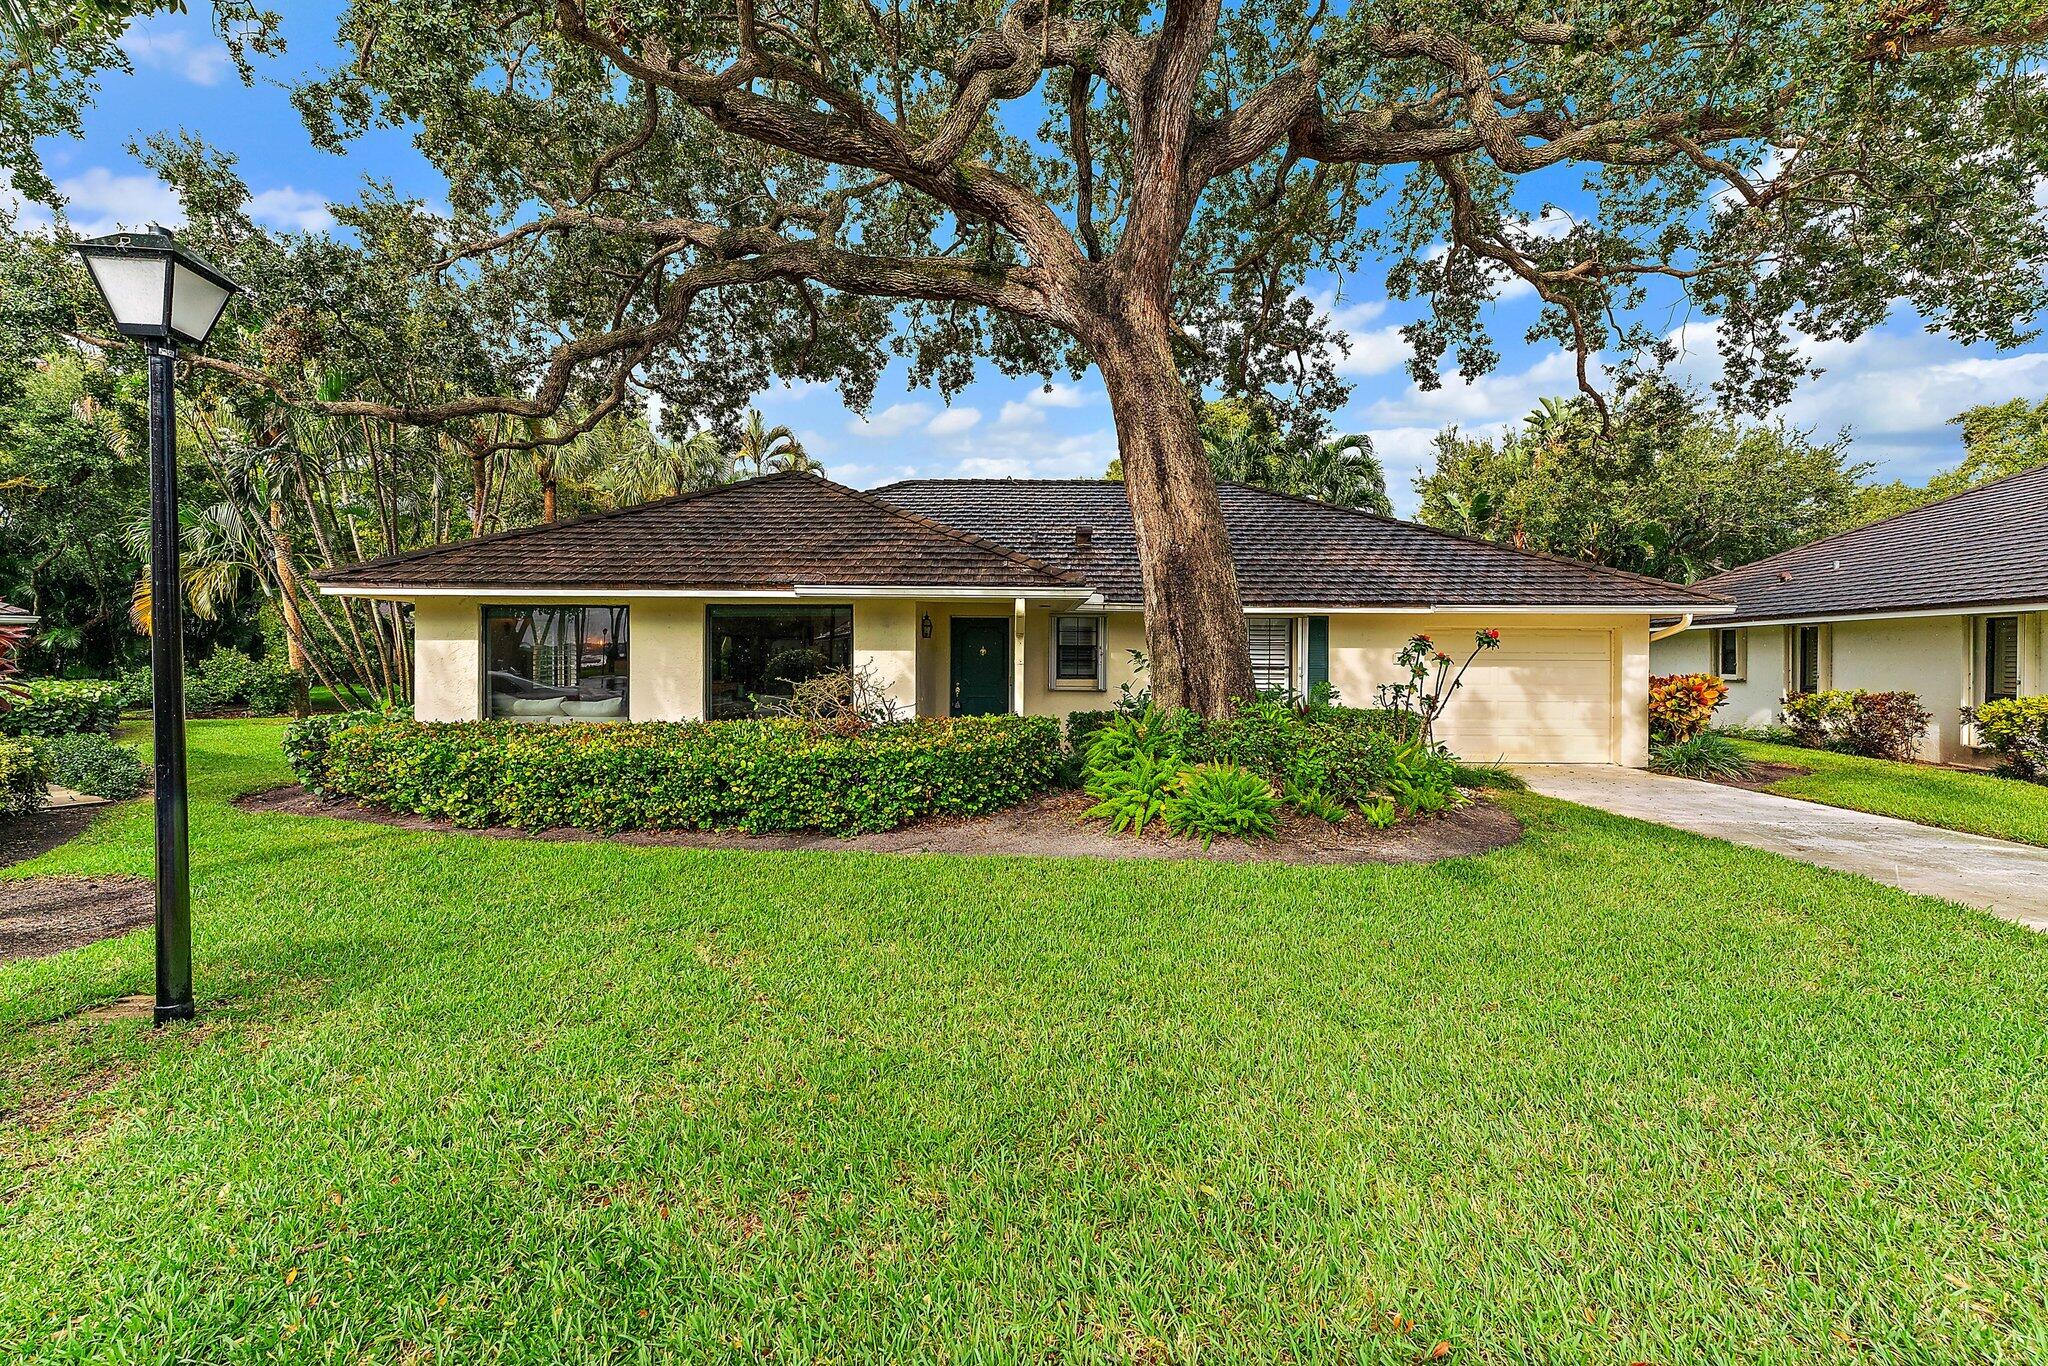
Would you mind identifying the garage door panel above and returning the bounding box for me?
[1431,629,1614,764]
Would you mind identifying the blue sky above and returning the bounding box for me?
[20,4,2048,515]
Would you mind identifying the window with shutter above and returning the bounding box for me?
[1984,616,2020,702]
[1247,617,1294,693]
[1052,614,1103,686]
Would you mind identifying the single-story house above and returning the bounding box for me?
[317,473,1729,765]
[1651,462,2048,762]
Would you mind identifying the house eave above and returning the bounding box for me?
[1672,600,2048,631]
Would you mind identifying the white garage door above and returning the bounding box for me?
[1433,629,1615,764]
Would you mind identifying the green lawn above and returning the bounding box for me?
[1734,739,2048,847]
[3,721,2047,1361]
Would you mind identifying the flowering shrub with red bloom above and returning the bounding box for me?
[1379,629,1504,749]
[1648,673,1729,744]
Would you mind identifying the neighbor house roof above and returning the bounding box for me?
[1686,462,2048,626]
[0,600,35,626]
[873,478,1729,609]
[316,473,1082,593]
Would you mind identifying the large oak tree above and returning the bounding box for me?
[20,1,2048,714]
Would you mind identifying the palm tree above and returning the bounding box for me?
[1297,433,1392,515]
[581,425,729,505]
[733,410,816,477]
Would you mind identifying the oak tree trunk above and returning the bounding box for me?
[1092,300,1256,718]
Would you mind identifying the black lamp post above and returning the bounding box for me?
[71,228,240,1026]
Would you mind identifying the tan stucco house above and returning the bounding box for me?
[1652,462,2048,762]
[317,473,1729,766]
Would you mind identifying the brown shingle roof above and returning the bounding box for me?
[1689,462,2048,625]
[316,473,1081,592]
[872,479,1727,609]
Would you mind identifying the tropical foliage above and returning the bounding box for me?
[1968,695,2048,784]
[1649,673,1730,745]
[1782,689,1934,761]
[1377,630,1502,749]
[1416,379,1866,581]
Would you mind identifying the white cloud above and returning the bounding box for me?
[119,27,233,86]
[248,187,335,234]
[926,406,982,436]
[1022,381,1090,409]
[52,167,184,237]
[846,401,932,438]
[1668,317,2048,483]
[996,399,1045,429]
[1360,347,1596,429]
[1312,291,1413,378]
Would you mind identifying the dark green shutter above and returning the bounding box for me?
[1306,616,1329,689]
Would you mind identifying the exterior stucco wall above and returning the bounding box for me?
[852,599,920,716]
[411,598,484,722]
[400,592,1657,763]
[1652,611,2048,762]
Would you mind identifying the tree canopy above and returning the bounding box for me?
[11,1,2048,710]
[1415,378,1868,581]
[1852,396,2048,524]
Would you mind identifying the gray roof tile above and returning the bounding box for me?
[317,473,1081,592]
[874,478,1726,609]
[1690,462,2048,624]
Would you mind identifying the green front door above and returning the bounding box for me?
[949,617,1012,716]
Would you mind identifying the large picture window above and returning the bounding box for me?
[485,606,629,721]
[708,605,853,718]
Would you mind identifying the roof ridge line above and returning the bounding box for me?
[829,481,1084,584]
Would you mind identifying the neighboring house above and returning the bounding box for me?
[1652,463,2048,762]
[316,473,1728,765]
[0,601,35,630]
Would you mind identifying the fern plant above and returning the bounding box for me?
[1282,778,1348,824]
[1083,751,1185,835]
[1358,796,1400,829]
[1161,763,1279,848]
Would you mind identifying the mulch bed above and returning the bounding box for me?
[0,876,151,963]
[238,784,1523,866]
[1,804,153,964]
[1703,761,1812,791]
[0,806,102,871]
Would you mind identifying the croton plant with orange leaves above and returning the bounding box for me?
[1649,673,1729,744]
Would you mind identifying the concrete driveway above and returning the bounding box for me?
[1514,765,2048,932]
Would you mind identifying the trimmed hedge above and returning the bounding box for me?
[32,733,145,800]
[0,736,46,817]
[1973,695,2048,783]
[286,714,1064,833]
[0,679,122,738]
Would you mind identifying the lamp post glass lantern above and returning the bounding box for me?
[71,228,240,1025]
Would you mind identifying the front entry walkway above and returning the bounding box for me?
[1514,765,2048,932]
